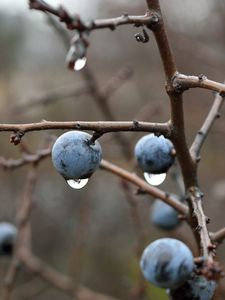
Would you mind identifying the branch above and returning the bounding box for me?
[173,73,225,95]
[146,0,176,80]
[211,228,225,244]
[29,0,158,31]
[0,120,170,137]
[190,92,225,161]
[100,159,188,215]
[145,0,222,279]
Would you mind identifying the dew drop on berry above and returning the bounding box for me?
[144,172,166,186]
[66,178,89,189]
[74,57,87,71]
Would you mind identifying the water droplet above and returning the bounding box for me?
[74,57,87,71]
[144,172,166,186]
[66,178,89,189]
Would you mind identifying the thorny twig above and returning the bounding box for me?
[29,0,158,31]
[0,120,171,141]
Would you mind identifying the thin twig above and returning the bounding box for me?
[29,0,158,31]
[0,148,51,170]
[3,168,37,300]
[13,66,133,114]
[173,73,225,95]
[100,159,188,215]
[13,82,90,113]
[0,120,171,136]
[211,228,225,244]
[190,92,225,161]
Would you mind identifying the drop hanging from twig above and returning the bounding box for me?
[144,172,166,186]
[66,178,89,189]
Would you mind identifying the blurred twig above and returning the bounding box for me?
[20,249,120,300]
[3,167,37,300]
[13,66,133,114]
[0,147,51,170]
[13,82,90,113]
[120,181,148,300]
[69,197,91,278]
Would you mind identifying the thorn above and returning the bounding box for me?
[133,120,139,128]
[196,156,201,163]
[219,91,225,98]
[206,217,211,224]
[122,12,129,17]
[216,113,221,118]
[198,74,207,81]
[208,243,216,251]
[75,122,81,129]
[135,188,146,195]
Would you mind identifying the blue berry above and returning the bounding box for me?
[167,273,217,300]
[52,131,102,180]
[151,197,181,230]
[134,134,175,174]
[140,238,194,289]
[0,222,17,256]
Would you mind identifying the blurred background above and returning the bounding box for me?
[0,0,225,299]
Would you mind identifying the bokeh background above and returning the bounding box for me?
[0,0,225,299]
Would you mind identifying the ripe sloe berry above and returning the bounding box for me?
[52,131,102,180]
[140,238,194,289]
[167,273,217,300]
[134,134,175,174]
[151,197,181,230]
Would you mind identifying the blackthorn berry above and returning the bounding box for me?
[0,222,17,256]
[134,134,175,174]
[167,273,217,300]
[52,131,102,180]
[151,198,181,230]
[140,238,194,289]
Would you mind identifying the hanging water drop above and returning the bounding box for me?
[74,57,87,71]
[144,172,166,186]
[66,178,89,189]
